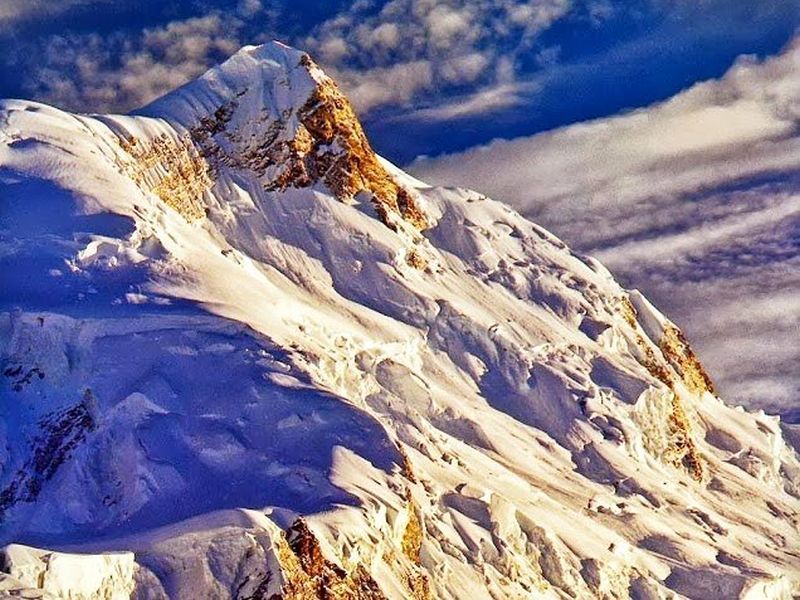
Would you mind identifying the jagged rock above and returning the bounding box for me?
[277,519,387,599]
[0,396,96,519]
[119,47,427,233]
[117,133,211,221]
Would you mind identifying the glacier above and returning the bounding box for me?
[0,42,798,599]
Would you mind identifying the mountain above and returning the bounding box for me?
[0,42,798,599]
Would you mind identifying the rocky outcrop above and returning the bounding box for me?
[659,326,715,396]
[0,393,97,519]
[118,52,427,232]
[2,363,45,392]
[618,296,707,481]
[666,393,706,481]
[238,509,430,600]
[399,502,430,600]
[284,55,427,231]
[117,134,211,221]
[241,518,387,600]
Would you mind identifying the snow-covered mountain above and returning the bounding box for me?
[0,42,798,599]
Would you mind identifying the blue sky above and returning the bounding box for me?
[0,1,797,163]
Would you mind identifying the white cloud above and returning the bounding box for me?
[236,0,262,18]
[371,23,401,50]
[412,35,800,416]
[20,14,249,112]
[318,36,350,63]
[395,82,535,122]
[304,0,573,113]
[332,60,435,112]
[424,5,473,44]
[16,0,572,117]
[439,52,491,84]
[412,35,800,241]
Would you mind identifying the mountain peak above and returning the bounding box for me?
[132,41,427,230]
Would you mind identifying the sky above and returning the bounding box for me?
[1,1,798,162]
[0,0,799,417]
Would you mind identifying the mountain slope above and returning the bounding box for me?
[0,42,798,599]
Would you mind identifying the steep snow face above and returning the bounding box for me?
[0,42,799,599]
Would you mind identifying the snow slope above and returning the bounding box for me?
[0,42,798,599]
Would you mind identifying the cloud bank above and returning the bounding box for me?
[11,0,572,116]
[413,35,800,417]
[12,7,271,113]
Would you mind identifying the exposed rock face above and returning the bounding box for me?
[659,326,716,396]
[0,394,96,519]
[255,518,387,600]
[400,505,423,565]
[666,393,706,481]
[244,513,429,600]
[117,51,427,232]
[117,134,211,221]
[399,503,430,600]
[284,55,427,231]
[618,295,707,481]
[2,363,45,392]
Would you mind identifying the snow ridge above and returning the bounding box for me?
[0,42,798,599]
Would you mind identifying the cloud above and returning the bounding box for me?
[13,0,793,123]
[328,60,435,113]
[12,0,573,117]
[0,0,114,30]
[237,0,263,18]
[304,0,573,113]
[412,34,800,241]
[393,82,536,122]
[19,13,252,112]
[412,35,800,417]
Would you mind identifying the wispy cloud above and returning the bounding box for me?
[18,12,258,112]
[0,0,115,30]
[413,35,800,416]
[389,82,536,123]
[303,0,573,113]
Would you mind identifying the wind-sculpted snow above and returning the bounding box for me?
[0,42,799,599]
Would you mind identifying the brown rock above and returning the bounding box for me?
[659,326,716,396]
[666,394,706,482]
[618,296,707,482]
[117,133,210,221]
